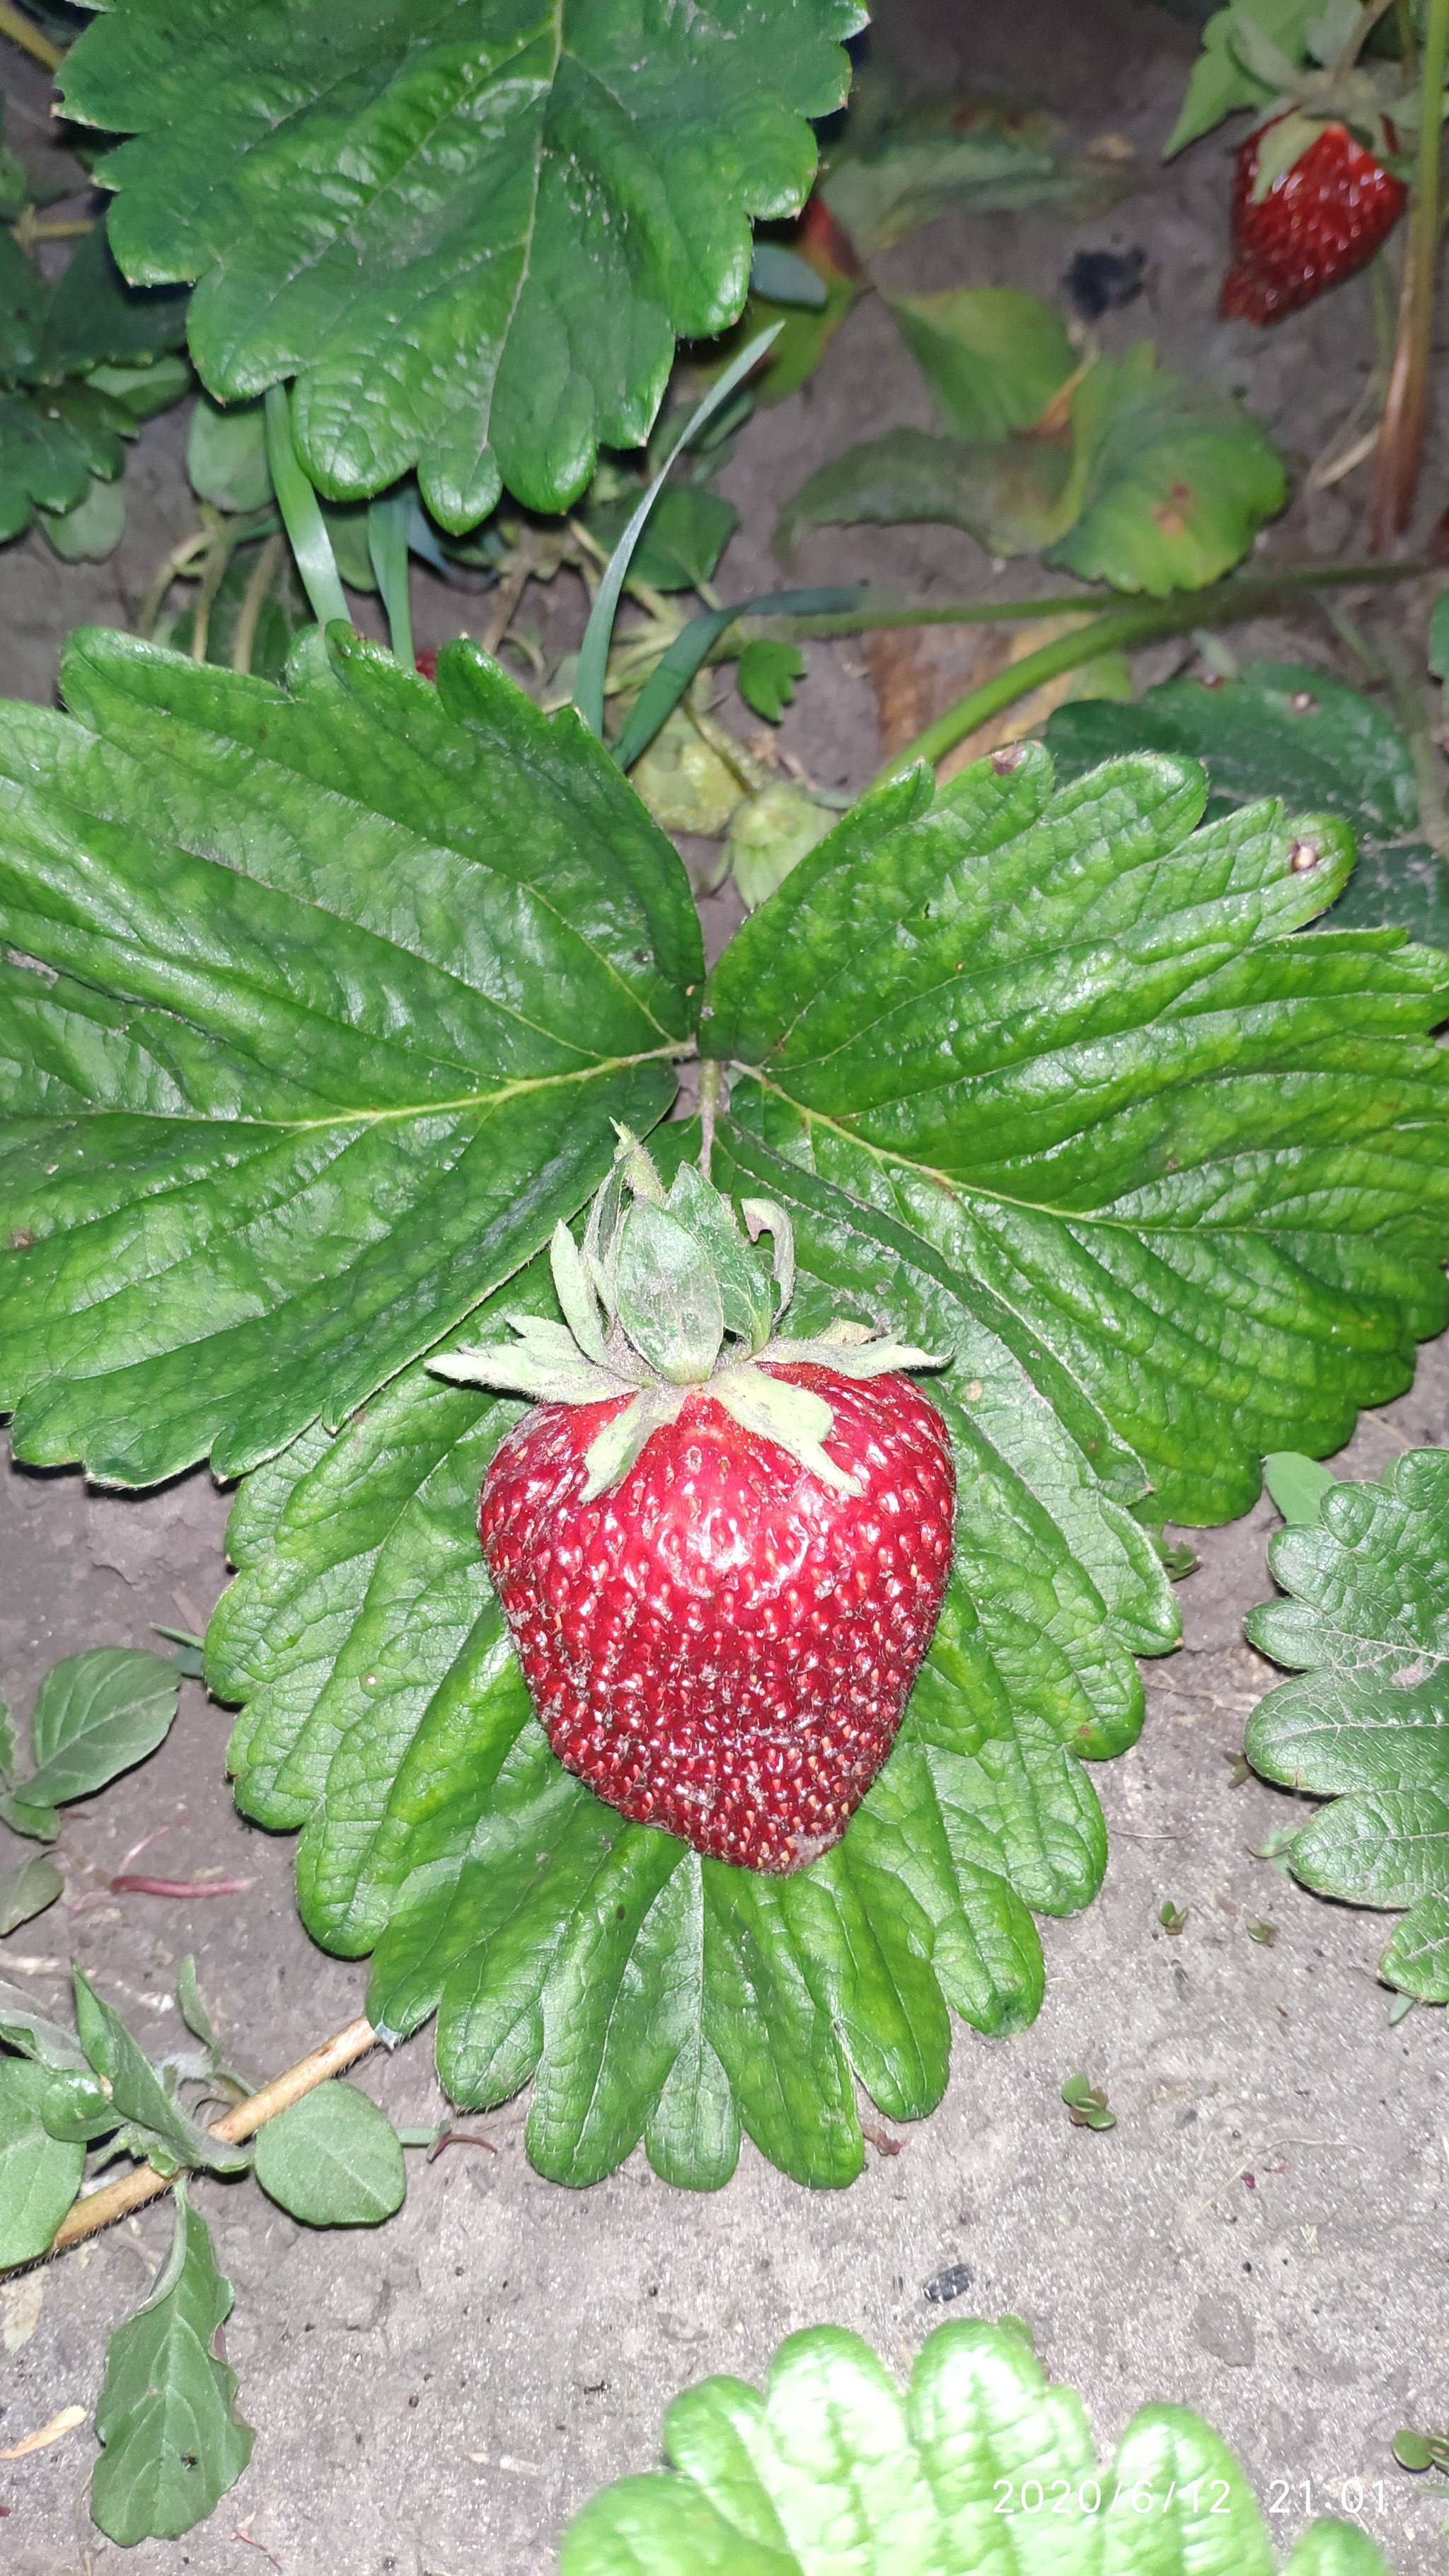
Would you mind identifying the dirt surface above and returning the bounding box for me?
[4,4,1449,2572]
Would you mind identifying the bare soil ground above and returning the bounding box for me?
[3,5,1448,2572]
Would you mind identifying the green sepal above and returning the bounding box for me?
[616,1201,728,1384]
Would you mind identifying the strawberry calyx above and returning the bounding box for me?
[1223,1,1414,175]
[429,1128,944,1501]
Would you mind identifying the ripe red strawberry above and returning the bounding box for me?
[1220,113,1405,325]
[433,1139,956,1874]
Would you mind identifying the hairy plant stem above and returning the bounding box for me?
[698,1058,722,1177]
[0,0,61,69]
[9,2015,381,2266]
[699,562,1431,669]
[1370,0,1449,543]
[872,562,1436,785]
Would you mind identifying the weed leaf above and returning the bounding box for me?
[91,2187,255,2545]
[23,1648,180,1810]
[0,2057,85,2265]
[73,1970,250,2176]
[253,2080,406,2226]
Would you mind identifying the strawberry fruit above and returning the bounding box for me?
[1220,112,1405,325]
[433,1138,956,1874]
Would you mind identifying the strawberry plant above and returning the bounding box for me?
[3,622,1447,2205]
[54,0,862,521]
[1168,0,1449,537]
[1246,1446,1449,2005]
[5,0,1449,2557]
[561,2316,1397,2572]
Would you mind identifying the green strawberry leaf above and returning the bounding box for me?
[0,2057,85,2267]
[820,102,1129,255]
[183,734,1449,2188]
[885,289,1076,441]
[1263,1450,1337,1525]
[1165,0,1322,157]
[60,0,860,524]
[775,424,1078,565]
[558,2317,1392,2572]
[1,226,188,548]
[1245,1448,1449,1999]
[1043,660,1449,949]
[91,2186,255,2546]
[1044,343,1287,595]
[704,744,1449,1525]
[38,224,189,378]
[737,639,807,724]
[776,342,1285,593]
[0,628,698,1486]
[252,2079,406,2226]
[586,483,741,595]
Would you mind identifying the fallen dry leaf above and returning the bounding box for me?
[1,2403,87,2459]
[866,614,1122,778]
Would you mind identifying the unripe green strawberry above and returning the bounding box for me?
[433,1137,955,1873]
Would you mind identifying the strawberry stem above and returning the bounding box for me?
[1370,0,1449,543]
[871,560,1433,785]
[1331,0,1397,81]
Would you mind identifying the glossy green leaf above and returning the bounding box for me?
[705,742,1449,1525]
[559,2318,1392,2572]
[73,1970,250,2175]
[0,1851,64,1935]
[0,2057,85,2265]
[91,2188,255,2546]
[887,289,1075,441]
[1246,1448,1449,1999]
[18,1647,179,1812]
[253,2079,405,2225]
[62,0,861,522]
[0,378,132,545]
[1042,661,1448,950]
[0,625,698,1486]
[1041,659,1418,834]
[202,734,1449,2187]
[749,243,829,308]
